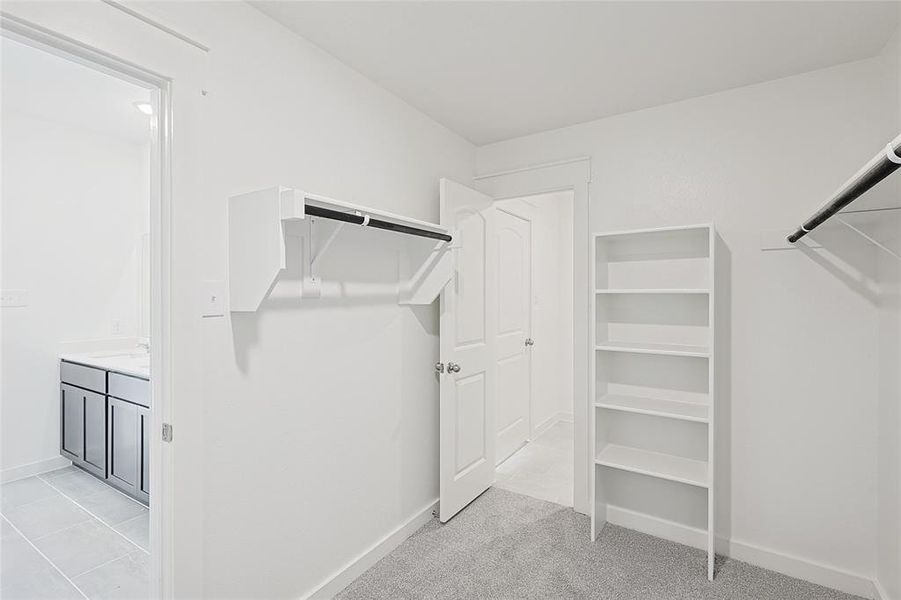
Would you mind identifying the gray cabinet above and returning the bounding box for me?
[60,360,150,504]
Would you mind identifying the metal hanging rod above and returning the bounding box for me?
[305,204,452,242]
[788,134,901,243]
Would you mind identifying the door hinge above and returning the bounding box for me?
[161,423,173,443]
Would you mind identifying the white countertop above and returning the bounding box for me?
[60,350,150,379]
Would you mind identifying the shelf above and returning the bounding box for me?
[595,444,709,488]
[595,341,709,358]
[595,394,709,423]
[228,186,454,311]
[596,288,709,294]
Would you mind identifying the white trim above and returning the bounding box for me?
[721,537,879,600]
[602,507,880,600]
[99,1,210,52]
[556,411,574,423]
[606,505,708,550]
[873,577,893,600]
[592,222,714,239]
[1,456,71,483]
[474,156,591,181]
[531,411,573,439]
[301,499,438,599]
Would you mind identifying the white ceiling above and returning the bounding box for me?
[254,1,899,145]
[2,37,152,145]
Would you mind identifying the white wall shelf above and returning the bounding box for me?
[595,342,709,358]
[595,394,709,423]
[591,223,716,581]
[595,444,709,489]
[595,288,709,294]
[228,186,454,311]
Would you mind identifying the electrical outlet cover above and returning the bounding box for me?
[0,289,29,308]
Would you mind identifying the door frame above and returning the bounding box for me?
[0,14,174,597]
[474,158,591,515]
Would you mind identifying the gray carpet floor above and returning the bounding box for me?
[336,488,862,600]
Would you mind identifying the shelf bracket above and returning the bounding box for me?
[835,216,901,261]
[399,236,457,305]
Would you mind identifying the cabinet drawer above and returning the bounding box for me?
[60,361,106,394]
[108,372,150,408]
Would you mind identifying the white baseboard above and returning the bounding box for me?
[873,577,894,600]
[301,496,881,600]
[721,537,878,599]
[302,499,438,599]
[606,504,708,551]
[532,411,574,439]
[1,456,71,483]
[604,505,880,599]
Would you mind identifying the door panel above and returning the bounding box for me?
[454,373,487,475]
[495,209,532,464]
[60,384,84,461]
[138,407,150,502]
[108,397,139,492]
[439,178,496,522]
[83,390,107,478]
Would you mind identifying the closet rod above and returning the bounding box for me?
[305,205,452,242]
[788,134,901,243]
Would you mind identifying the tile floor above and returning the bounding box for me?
[1,466,149,600]
[494,420,574,507]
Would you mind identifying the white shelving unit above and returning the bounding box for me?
[590,224,716,581]
[228,186,455,311]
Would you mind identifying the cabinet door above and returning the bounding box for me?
[82,390,107,478]
[137,407,150,503]
[107,397,139,495]
[60,384,84,462]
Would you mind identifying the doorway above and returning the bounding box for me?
[0,29,166,599]
[492,192,576,507]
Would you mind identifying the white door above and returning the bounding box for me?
[495,208,532,464]
[438,178,496,522]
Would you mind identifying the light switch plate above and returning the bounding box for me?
[0,289,29,308]
[201,280,226,317]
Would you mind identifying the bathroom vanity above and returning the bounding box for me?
[59,352,150,504]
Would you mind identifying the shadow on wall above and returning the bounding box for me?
[714,233,732,545]
[802,222,884,304]
[230,224,441,373]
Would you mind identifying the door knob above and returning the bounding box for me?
[447,362,461,373]
[435,362,445,373]
[525,338,534,346]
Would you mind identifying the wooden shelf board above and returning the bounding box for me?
[596,288,709,294]
[595,341,709,358]
[595,394,709,423]
[595,444,709,488]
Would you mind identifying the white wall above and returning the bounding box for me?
[1,111,149,476]
[496,191,575,431]
[96,3,474,597]
[876,18,901,600]
[477,56,895,591]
